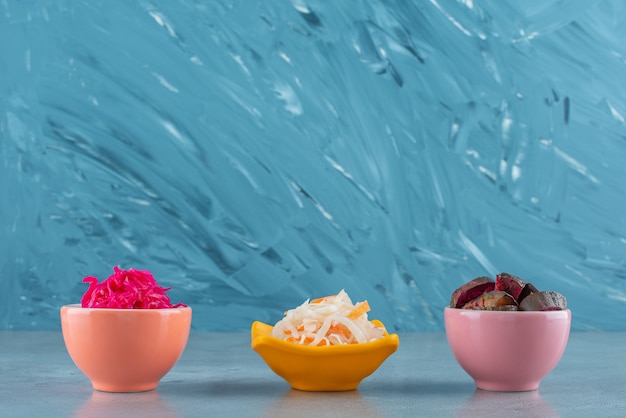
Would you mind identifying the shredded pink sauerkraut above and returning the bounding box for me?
[81,266,186,309]
[271,290,385,346]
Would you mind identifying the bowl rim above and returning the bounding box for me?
[444,306,571,315]
[61,303,191,312]
[251,320,399,355]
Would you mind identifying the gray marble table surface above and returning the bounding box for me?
[1,330,624,417]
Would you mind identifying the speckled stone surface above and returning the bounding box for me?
[1,331,624,417]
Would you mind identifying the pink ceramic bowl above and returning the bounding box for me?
[60,304,192,392]
[444,307,571,391]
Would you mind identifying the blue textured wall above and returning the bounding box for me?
[2,1,625,331]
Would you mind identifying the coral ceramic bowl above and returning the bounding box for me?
[60,304,192,392]
[251,320,399,391]
[444,307,571,391]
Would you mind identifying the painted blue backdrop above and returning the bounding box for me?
[2,0,625,331]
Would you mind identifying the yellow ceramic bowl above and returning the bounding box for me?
[251,320,399,391]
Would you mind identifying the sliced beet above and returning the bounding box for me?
[462,290,518,310]
[517,282,539,303]
[450,276,495,308]
[495,272,527,300]
[519,291,567,311]
[487,304,519,311]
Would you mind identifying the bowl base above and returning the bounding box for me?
[92,381,159,393]
[290,383,359,392]
[475,380,540,392]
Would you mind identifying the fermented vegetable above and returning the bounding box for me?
[81,266,186,309]
[272,290,384,346]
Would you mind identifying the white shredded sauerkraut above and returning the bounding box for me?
[271,290,385,346]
